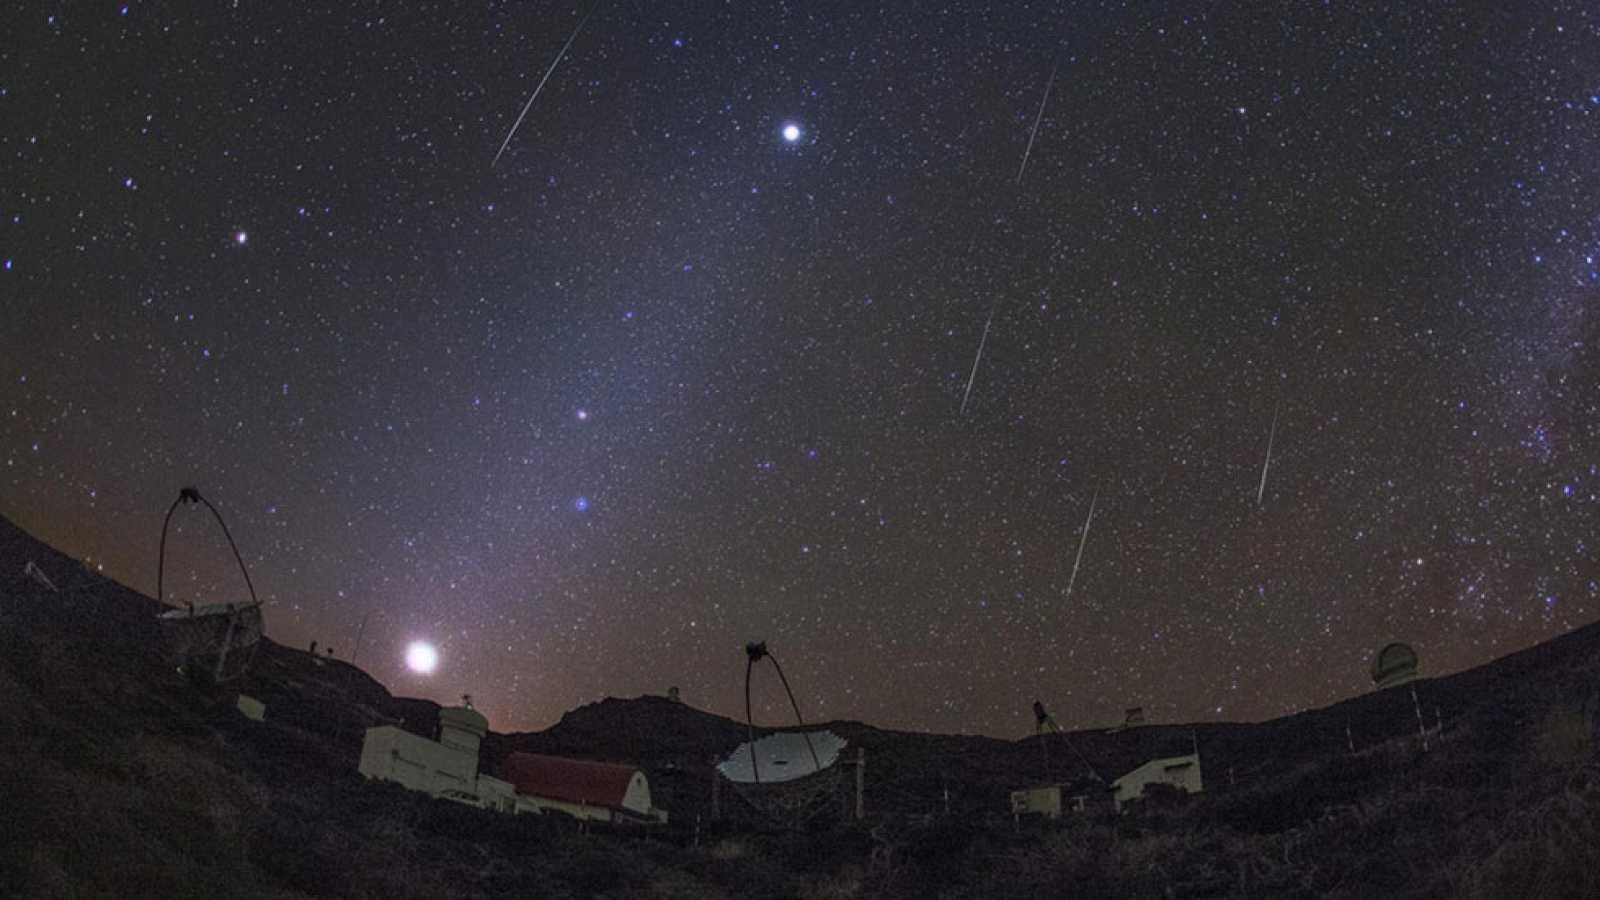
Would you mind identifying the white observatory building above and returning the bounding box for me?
[358,702,666,822]
[1370,642,1419,690]
[358,703,521,813]
[1111,753,1204,812]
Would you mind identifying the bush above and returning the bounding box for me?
[1461,765,1600,900]
[1533,706,1594,770]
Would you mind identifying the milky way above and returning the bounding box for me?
[2,2,1597,736]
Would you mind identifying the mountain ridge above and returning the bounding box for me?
[3,508,1597,898]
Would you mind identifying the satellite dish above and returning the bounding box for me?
[715,640,855,826]
[158,602,264,684]
[154,488,265,685]
[718,730,846,784]
[1370,642,1418,690]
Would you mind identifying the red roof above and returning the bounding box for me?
[500,753,640,811]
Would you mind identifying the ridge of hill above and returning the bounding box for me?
[2,510,1597,898]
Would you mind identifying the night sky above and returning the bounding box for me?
[3,2,1597,738]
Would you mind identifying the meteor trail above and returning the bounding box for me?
[492,10,593,168]
[1065,490,1097,599]
[1015,59,1059,184]
[959,303,996,415]
[1257,403,1280,505]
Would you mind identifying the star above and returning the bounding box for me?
[4,0,1597,743]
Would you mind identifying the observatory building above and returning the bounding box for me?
[1111,753,1203,812]
[358,704,521,812]
[500,753,667,825]
[1371,642,1419,690]
[357,704,666,822]
[1010,777,1112,819]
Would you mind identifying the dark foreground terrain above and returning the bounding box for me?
[2,511,1597,898]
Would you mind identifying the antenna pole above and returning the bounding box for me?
[195,492,259,607]
[766,651,822,772]
[710,760,722,821]
[745,647,761,784]
[1411,683,1429,751]
[157,493,187,607]
[1034,701,1099,783]
[214,606,238,682]
[157,487,260,609]
[1040,725,1051,782]
[855,747,866,820]
[741,640,823,784]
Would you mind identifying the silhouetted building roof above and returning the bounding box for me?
[500,753,642,812]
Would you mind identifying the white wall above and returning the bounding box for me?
[1112,753,1203,811]
[622,772,654,816]
[475,775,520,814]
[519,795,616,824]
[358,725,481,796]
[1010,785,1063,818]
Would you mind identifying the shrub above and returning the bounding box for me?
[1533,706,1594,770]
[1460,764,1600,900]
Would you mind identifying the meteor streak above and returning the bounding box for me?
[1015,59,1059,184]
[492,10,593,168]
[1065,490,1097,599]
[959,303,996,415]
[1257,403,1280,505]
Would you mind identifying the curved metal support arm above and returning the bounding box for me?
[741,640,822,786]
[745,654,760,784]
[766,653,822,774]
[157,493,188,607]
[156,487,260,610]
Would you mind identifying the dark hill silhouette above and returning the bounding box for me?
[2,510,1597,898]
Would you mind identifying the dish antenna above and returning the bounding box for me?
[743,641,821,784]
[155,487,265,685]
[712,641,853,826]
[1033,700,1100,783]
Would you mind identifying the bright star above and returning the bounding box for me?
[576,409,589,421]
[782,123,801,142]
[405,641,438,674]
[574,496,589,511]
[234,231,248,246]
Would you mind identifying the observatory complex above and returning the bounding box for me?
[1009,754,1205,818]
[358,703,667,824]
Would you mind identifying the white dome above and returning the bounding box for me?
[1371,642,1419,689]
